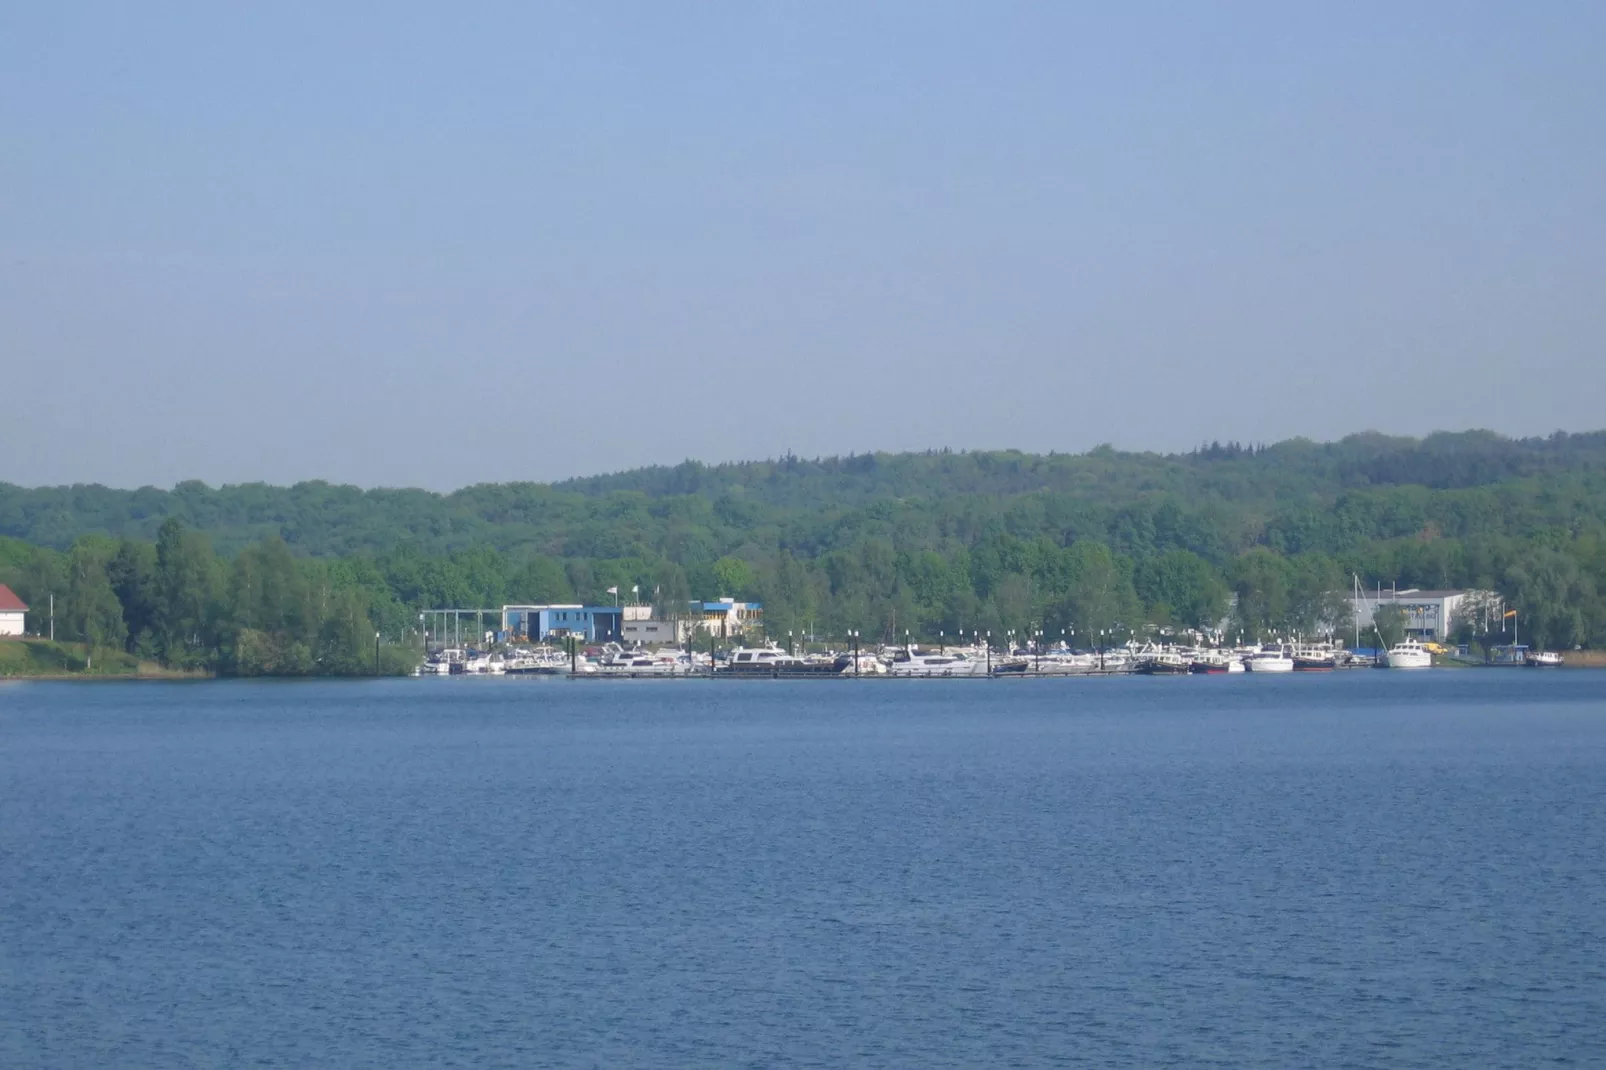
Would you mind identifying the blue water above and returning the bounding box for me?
[3,672,1604,1068]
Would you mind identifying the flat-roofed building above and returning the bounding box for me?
[1346,588,1500,642]
[501,605,623,643]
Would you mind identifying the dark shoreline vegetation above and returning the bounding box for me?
[2,430,1604,677]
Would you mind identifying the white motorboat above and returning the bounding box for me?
[1034,651,1100,675]
[1525,650,1564,667]
[1244,646,1295,673]
[1380,638,1433,669]
[723,645,811,674]
[887,647,990,677]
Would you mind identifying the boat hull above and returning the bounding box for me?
[1381,653,1432,669]
[1136,661,1190,675]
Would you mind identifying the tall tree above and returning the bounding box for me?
[63,540,127,654]
[154,519,219,667]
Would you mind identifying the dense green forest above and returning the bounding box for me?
[2,430,1604,674]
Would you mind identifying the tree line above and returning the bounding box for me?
[1,432,1603,673]
[2,516,1601,676]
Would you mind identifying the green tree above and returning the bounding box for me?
[153,519,220,667]
[1231,549,1292,640]
[1371,604,1408,649]
[508,555,573,604]
[1135,549,1228,631]
[711,556,756,598]
[1049,541,1140,642]
[107,539,158,655]
[62,540,127,653]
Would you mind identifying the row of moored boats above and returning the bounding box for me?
[412,635,1547,677]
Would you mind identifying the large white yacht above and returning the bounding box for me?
[1380,638,1433,669]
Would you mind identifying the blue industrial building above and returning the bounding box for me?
[502,605,623,643]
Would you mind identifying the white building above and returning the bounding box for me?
[1346,588,1500,642]
[0,584,27,637]
[621,618,688,645]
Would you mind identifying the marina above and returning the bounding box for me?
[410,636,1566,680]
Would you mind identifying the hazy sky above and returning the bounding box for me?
[3,2,1603,490]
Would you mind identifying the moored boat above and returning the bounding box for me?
[1135,651,1190,675]
[1380,638,1433,669]
[1189,650,1241,674]
[1244,646,1295,673]
[1524,650,1564,667]
[1292,644,1337,671]
[887,647,990,677]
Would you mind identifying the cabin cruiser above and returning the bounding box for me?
[1134,650,1190,675]
[463,652,506,675]
[1291,643,1337,671]
[722,645,813,675]
[1034,651,1100,675]
[1524,650,1564,667]
[887,647,990,677]
[597,645,696,674]
[504,647,571,675]
[1189,650,1244,674]
[835,652,888,675]
[1244,645,1295,673]
[1380,638,1433,669]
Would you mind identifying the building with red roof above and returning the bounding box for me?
[0,584,28,637]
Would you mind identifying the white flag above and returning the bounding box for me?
[606,586,618,595]
[632,585,639,595]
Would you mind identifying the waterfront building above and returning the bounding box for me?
[501,605,623,643]
[691,598,763,637]
[1346,588,1500,642]
[0,584,26,636]
[502,597,761,645]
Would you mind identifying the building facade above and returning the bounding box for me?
[501,605,623,643]
[1345,588,1499,642]
[0,584,25,637]
[502,598,761,645]
[691,598,763,638]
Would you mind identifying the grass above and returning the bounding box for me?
[0,639,207,678]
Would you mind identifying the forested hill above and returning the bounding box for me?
[2,431,1606,561]
[3,429,1605,666]
[552,431,1606,506]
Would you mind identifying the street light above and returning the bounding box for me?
[374,631,381,677]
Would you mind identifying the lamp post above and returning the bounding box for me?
[374,631,380,677]
[850,630,860,677]
[986,631,992,675]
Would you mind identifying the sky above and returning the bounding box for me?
[3,2,1603,491]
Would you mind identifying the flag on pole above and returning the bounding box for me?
[1503,609,1517,618]
[632,585,639,596]
[606,586,618,595]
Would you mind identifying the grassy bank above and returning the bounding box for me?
[0,639,208,679]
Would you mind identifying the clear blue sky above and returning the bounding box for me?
[3,2,1602,490]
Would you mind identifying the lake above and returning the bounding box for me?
[3,671,1604,1067]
